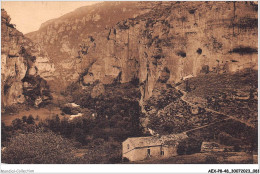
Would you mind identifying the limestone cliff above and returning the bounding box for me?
[25,1,151,88]
[1,9,54,108]
[75,1,257,102]
[25,2,257,102]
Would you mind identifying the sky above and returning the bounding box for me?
[2,1,101,34]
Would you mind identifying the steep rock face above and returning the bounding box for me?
[24,2,257,101]
[25,1,151,87]
[1,9,54,108]
[75,1,257,102]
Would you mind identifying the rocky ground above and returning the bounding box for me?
[179,69,258,126]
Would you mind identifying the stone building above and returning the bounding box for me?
[122,133,188,162]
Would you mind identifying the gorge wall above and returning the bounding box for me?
[25,1,151,89]
[75,2,258,101]
[1,9,55,108]
[27,2,258,102]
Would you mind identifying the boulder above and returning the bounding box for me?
[65,103,80,108]
[34,97,43,107]
[69,113,83,121]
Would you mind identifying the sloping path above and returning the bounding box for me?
[176,86,254,129]
[184,118,231,134]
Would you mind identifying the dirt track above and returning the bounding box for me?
[176,85,254,129]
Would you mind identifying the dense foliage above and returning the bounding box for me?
[63,82,144,141]
[2,131,77,164]
[2,81,145,164]
[177,138,202,155]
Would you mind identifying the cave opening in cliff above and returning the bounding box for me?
[197,48,202,55]
[177,51,186,58]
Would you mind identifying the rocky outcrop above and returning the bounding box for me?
[25,2,151,88]
[75,2,257,102]
[24,2,257,103]
[1,9,54,108]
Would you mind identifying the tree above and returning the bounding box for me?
[2,131,77,164]
[45,115,61,133]
[72,128,86,144]
[177,138,202,155]
[1,122,10,145]
[11,118,23,130]
[22,116,27,123]
[27,115,35,124]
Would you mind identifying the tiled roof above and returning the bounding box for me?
[126,132,188,148]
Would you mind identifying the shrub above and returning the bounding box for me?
[177,51,186,58]
[82,140,121,164]
[61,106,79,115]
[27,115,35,124]
[11,118,23,130]
[234,145,241,152]
[61,106,72,115]
[130,76,139,86]
[177,138,202,155]
[1,122,10,145]
[22,116,27,123]
[45,115,61,133]
[2,131,77,164]
[205,156,218,164]
[122,157,130,163]
[72,128,86,144]
[201,65,210,74]
[21,124,37,133]
[109,156,122,164]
